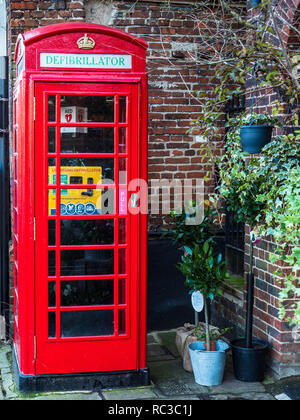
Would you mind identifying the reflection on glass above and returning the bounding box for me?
[61,96,114,123]
[48,312,56,338]
[60,158,114,183]
[48,282,56,307]
[61,249,114,276]
[48,96,56,122]
[48,189,56,216]
[61,219,114,246]
[119,158,127,185]
[119,219,126,244]
[61,310,114,337]
[61,280,114,306]
[119,279,126,304]
[119,97,127,123]
[119,127,127,154]
[48,251,56,276]
[119,309,126,335]
[48,220,56,246]
[48,159,56,184]
[48,127,56,153]
[58,188,114,216]
[119,249,126,274]
[60,127,114,154]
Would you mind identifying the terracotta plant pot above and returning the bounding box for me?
[203,341,217,351]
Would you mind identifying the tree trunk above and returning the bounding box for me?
[204,299,211,351]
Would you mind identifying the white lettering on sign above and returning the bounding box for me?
[40,53,132,69]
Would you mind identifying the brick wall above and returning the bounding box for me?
[87,0,219,231]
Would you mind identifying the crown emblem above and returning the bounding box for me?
[77,34,96,50]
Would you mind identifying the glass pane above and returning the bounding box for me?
[48,127,56,153]
[60,188,114,216]
[61,249,114,276]
[61,280,114,306]
[119,219,126,244]
[119,158,127,185]
[48,189,56,216]
[60,127,114,154]
[48,282,56,307]
[60,96,114,123]
[119,97,127,123]
[48,220,56,246]
[119,309,126,335]
[119,188,127,216]
[48,96,56,122]
[119,278,126,304]
[48,251,56,276]
[48,159,56,184]
[48,312,56,338]
[119,249,126,274]
[61,310,114,337]
[61,219,114,245]
[60,158,114,183]
[119,127,127,154]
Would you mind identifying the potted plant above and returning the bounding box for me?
[166,204,220,328]
[177,241,230,386]
[217,139,271,382]
[238,112,280,154]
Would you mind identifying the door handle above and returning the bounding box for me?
[130,193,139,208]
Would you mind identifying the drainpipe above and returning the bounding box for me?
[0,56,9,339]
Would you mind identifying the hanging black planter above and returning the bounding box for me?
[231,241,269,382]
[240,125,273,154]
[252,0,261,7]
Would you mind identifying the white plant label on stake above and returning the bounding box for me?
[191,291,204,313]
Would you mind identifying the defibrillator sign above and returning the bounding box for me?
[48,166,102,215]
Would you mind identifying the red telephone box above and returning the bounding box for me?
[13,23,148,391]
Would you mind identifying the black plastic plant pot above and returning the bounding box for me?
[231,339,269,382]
[240,125,273,154]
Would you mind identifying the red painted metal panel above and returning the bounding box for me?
[34,82,142,375]
[13,23,148,377]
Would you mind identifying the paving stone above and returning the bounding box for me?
[102,386,158,400]
[0,385,4,401]
[147,335,157,345]
[155,330,180,358]
[208,363,266,395]
[1,371,18,399]
[275,393,292,400]
[149,359,208,396]
[26,392,102,400]
[147,344,175,362]
[209,393,275,400]
[157,395,200,400]
[0,348,10,369]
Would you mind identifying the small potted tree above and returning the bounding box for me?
[177,241,230,386]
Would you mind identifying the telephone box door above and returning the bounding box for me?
[35,81,141,375]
